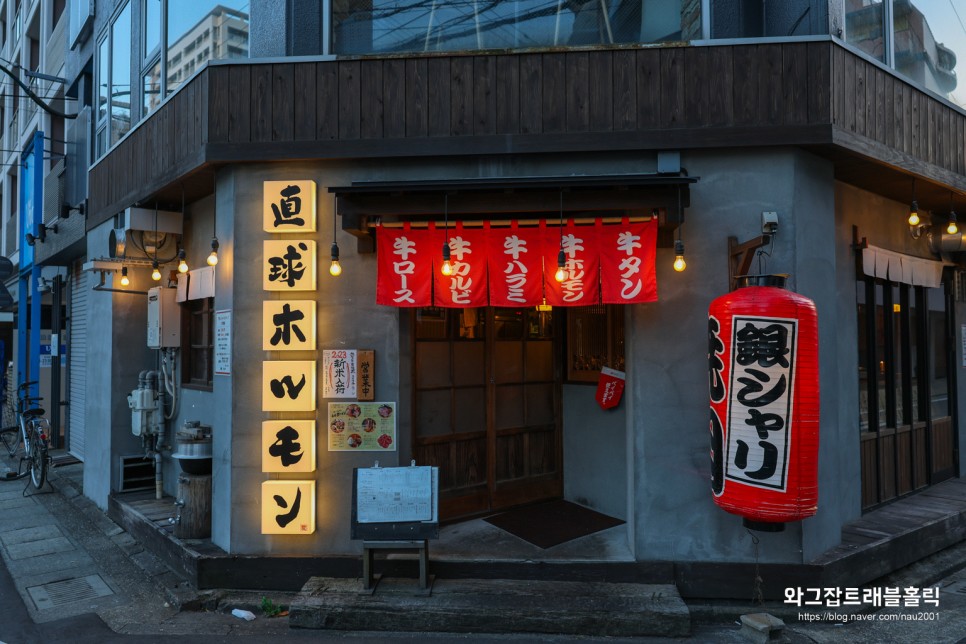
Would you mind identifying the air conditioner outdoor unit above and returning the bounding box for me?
[109,207,183,258]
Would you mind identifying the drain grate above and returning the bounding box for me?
[27,574,113,609]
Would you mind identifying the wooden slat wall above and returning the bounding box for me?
[88,42,966,226]
[831,46,966,177]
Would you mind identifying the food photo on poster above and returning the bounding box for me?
[328,402,396,451]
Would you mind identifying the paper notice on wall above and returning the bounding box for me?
[322,349,357,398]
[215,310,231,375]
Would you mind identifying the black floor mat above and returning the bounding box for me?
[484,499,624,549]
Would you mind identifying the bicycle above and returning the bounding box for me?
[0,380,50,489]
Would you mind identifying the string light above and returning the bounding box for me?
[151,260,162,281]
[177,248,188,273]
[120,266,130,287]
[207,237,219,266]
[330,199,342,276]
[440,194,453,276]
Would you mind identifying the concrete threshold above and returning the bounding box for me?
[289,577,691,637]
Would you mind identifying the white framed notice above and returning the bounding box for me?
[214,309,231,375]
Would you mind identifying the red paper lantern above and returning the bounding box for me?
[708,275,819,530]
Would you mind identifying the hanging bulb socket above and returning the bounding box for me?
[441,242,453,276]
[554,248,567,283]
[207,238,219,266]
[120,266,130,287]
[177,248,189,273]
[908,201,920,227]
[329,241,342,276]
[948,211,959,235]
[673,239,687,272]
[151,261,162,281]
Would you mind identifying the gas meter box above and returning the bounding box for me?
[147,287,180,348]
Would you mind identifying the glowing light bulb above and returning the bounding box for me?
[673,239,686,272]
[178,259,189,273]
[948,221,959,235]
[120,267,130,287]
[329,260,342,276]
[440,242,452,276]
[151,264,162,281]
[554,248,566,282]
[908,211,920,226]
[554,265,566,282]
[207,238,219,266]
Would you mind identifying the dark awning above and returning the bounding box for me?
[329,173,698,251]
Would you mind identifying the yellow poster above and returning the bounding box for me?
[327,402,396,452]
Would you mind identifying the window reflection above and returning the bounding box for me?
[332,0,700,55]
[110,3,132,145]
[845,0,885,62]
[894,0,964,110]
[166,0,250,94]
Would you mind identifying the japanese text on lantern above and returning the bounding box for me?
[262,420,316,473]
[263,180,317,232]
[261,480,316,534]
[725,316,798,491]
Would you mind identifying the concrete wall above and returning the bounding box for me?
[629,148,843,564]
[84,220,156,509]
[563,383,627,520]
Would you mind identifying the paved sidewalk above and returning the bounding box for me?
[3,447,966,642]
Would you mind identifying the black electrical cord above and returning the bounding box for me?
[0,62,78,119]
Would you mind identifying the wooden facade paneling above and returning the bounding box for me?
[88,42,966,228]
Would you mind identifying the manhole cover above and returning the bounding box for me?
[27,574,113,609]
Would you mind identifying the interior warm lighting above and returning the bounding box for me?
[441,242,453,276]
[151,261,162,281]
[554,248,566,282]
[673,240,687,272]
[893,303,901,313]
[908,201,920,227]
[177,248,189,273]
[120,267,130,287]
[260,480,316,535]
[207,238,219,266]
[262,420,316,473]
[329,208,341,277]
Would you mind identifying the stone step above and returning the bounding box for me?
[289,577,691,637]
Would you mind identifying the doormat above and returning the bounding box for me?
[483,499,624,549]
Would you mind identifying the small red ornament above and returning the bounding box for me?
[595,367,625,410]
[708,275,819,531]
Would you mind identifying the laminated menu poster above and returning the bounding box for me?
[328,402,396,451]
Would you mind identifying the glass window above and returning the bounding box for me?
[893,1,966,110]
[567,305,624,382]
[143,60,161,116]
[110,3,132,145]
[710,0,826,39]
[333,0,700,55]
[166,0,249,94]
[97,36,108,124]
[144,0,161,58]
[182,297,214,389]
[845,0,886,62]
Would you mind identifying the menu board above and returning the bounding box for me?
[356,466,436,523]
[328,402,396,451]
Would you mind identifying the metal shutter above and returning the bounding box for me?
[68,261,87,460]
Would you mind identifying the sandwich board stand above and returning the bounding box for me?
[351,462,439,592]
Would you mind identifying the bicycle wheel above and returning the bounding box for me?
[27,428,47,489]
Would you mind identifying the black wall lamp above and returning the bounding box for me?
[25,222,58,245]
